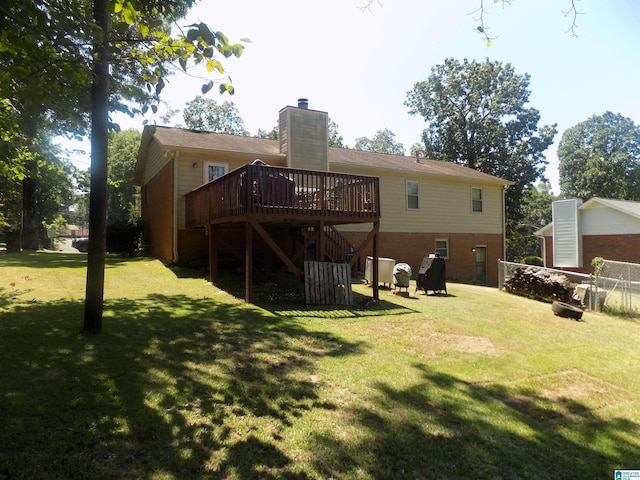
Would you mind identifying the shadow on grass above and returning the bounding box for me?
[0,294,365,479]
[0,251,129,269]
[204,268,420,319]
[309,363,639,479]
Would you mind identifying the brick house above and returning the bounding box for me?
[535,197,640,272]
[135,100,512,290]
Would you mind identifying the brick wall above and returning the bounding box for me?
[341,231,504,287]
[544,234,640,273]
[142,160,174,263]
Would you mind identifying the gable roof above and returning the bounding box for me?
[535,197,640,237]
[328,147,511,185]
[138,126,513,186]
[142,126,283,157]
[580,197,640,219]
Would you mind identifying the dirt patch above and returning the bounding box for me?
[438,333,497,356]
[408,330,498,357]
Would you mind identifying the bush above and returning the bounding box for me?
[106,221,142,256]
[521,255,544,266]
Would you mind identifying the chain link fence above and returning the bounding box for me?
[592,259,640,315]
[499,259,640,315]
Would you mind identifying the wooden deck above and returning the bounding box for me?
[184,163,381,303]
[185,164,380,228]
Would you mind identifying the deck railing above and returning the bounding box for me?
[185,164,380,228]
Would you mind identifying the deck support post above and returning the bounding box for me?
[208,225,217,282]
[372,220,379,302]
[316,221,325,262]
[264,224,273,280]
[245,219,253,304]
[249,217,301,277]
[348,221,380,269]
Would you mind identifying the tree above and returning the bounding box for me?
[107,129,142,225]
[1,0,246,332]
[67,169,90,232]
[558,112,640,201]
[360,1,583,45]
[1,0,159,249]
[473,0,582,45]
[82,1,246,333]
[183,96,249,135]
[508,182,557,262]
[354,128,405,155]
[405,58,556,247]
[255,118,344,146]
[328,119,346,148]
[104,129,143,255]
[0,137,75,247]
[256,127,278,139]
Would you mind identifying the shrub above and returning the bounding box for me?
[521,255,544,266]
[106,221,142,256]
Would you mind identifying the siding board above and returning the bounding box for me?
[334,169,504,234]
[581,205,640,235]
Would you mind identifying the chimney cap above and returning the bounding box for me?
[297,98,309,109]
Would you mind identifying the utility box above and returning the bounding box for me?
[365,256,395,287]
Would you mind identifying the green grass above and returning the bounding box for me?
[1,252,639,479]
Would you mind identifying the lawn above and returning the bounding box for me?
[1,252,639,479]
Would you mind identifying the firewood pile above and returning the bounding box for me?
[504,267,574,303]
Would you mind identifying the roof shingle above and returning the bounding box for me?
[145,126,512,185]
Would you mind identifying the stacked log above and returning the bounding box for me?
[504,267,574,303]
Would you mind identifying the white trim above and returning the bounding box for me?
[406,180,419,210]
[435,238,449,259]
[204,161,229,183]
[173,151,180,263]
[471,186,483,213]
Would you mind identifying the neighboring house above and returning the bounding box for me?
[135,100,512,289]
[535,197,640,272]
[62,225,89,238]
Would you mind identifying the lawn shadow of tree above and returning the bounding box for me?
[0,293,365,479]
[0,251,129,269]
[205,267,419,319]
[308,363,640,479]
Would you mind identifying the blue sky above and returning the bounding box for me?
[67,0,640,193]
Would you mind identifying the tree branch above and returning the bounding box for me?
[562,0,583,37]
[359,0,383,12]
[473,0,582,43]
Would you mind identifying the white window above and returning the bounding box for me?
[407,181,419,209]
[471,187,483,213]
[204,162,228,183]
[435,238,449,259]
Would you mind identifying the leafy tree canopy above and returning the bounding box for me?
[108,129,142,225]
[256,127,278,140]
[354,128,405,155]
[183,96,249,135]
[405,58,556,239]
[507,182,557,261]
[328,119,346,148]
[255,118,345,146]
[558,112,640,201]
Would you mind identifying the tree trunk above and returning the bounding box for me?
[21,119,41,251]
[21,159,40,250]
[83,0,109,334]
